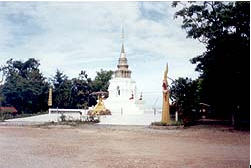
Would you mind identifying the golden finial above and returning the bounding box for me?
[48,87,52,107]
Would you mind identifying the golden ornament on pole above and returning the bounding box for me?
[48,87,52,107]
[161,63,171,124]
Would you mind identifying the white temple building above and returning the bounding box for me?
[104,29,145,115]
[6,27,162,125]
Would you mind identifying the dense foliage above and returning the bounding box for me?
[92,69,113,93]
[1,59,49,113]
[70,70,97,109]
[0,58,113,114]
[172,1,249,126]
[170,78,200,124]
[52,70,72,109]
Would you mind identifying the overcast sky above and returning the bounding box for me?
[0,2,205,108]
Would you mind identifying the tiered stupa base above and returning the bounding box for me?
[104,98,144,115]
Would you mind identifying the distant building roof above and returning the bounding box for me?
[0,107,17,113]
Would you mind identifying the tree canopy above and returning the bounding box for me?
[92,69,113,93]
[0,58,113,113]
[172,1,250,126]
[170,77,200,124]
[1,58,49,113]
[52,70,72,109]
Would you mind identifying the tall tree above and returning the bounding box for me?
[170,77,200,124]
[52,70,72,108]
[71,70,96,109]
[1,58,49,113]
[173,2,250,126]
[92,69,113,92]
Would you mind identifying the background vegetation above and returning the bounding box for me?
[0,58,113,114]
[171,1,249,128]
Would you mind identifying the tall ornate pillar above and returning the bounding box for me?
[161,64,171,124]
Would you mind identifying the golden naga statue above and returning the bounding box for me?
[88,92,111,116]
[161,63,171,124]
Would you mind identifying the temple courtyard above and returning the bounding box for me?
[0,123,249,168]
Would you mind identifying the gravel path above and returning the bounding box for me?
[0,124,249,168]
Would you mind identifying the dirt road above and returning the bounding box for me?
[0,124,249,168]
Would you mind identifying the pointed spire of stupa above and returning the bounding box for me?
[121,23,124,40]
[120,24,126,57]
[115,23,131,78]
[121,43,125,53]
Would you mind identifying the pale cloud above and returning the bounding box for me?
[0,2,205,107]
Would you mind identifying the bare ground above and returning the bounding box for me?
[0,123,249,168]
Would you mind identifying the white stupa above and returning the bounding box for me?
[104,27,145,115]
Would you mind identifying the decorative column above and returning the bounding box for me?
[48,87,52,114]
[161,63,171,124]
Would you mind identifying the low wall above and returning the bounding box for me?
[48,108,88,122]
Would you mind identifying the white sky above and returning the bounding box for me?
[0,2,206,108]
